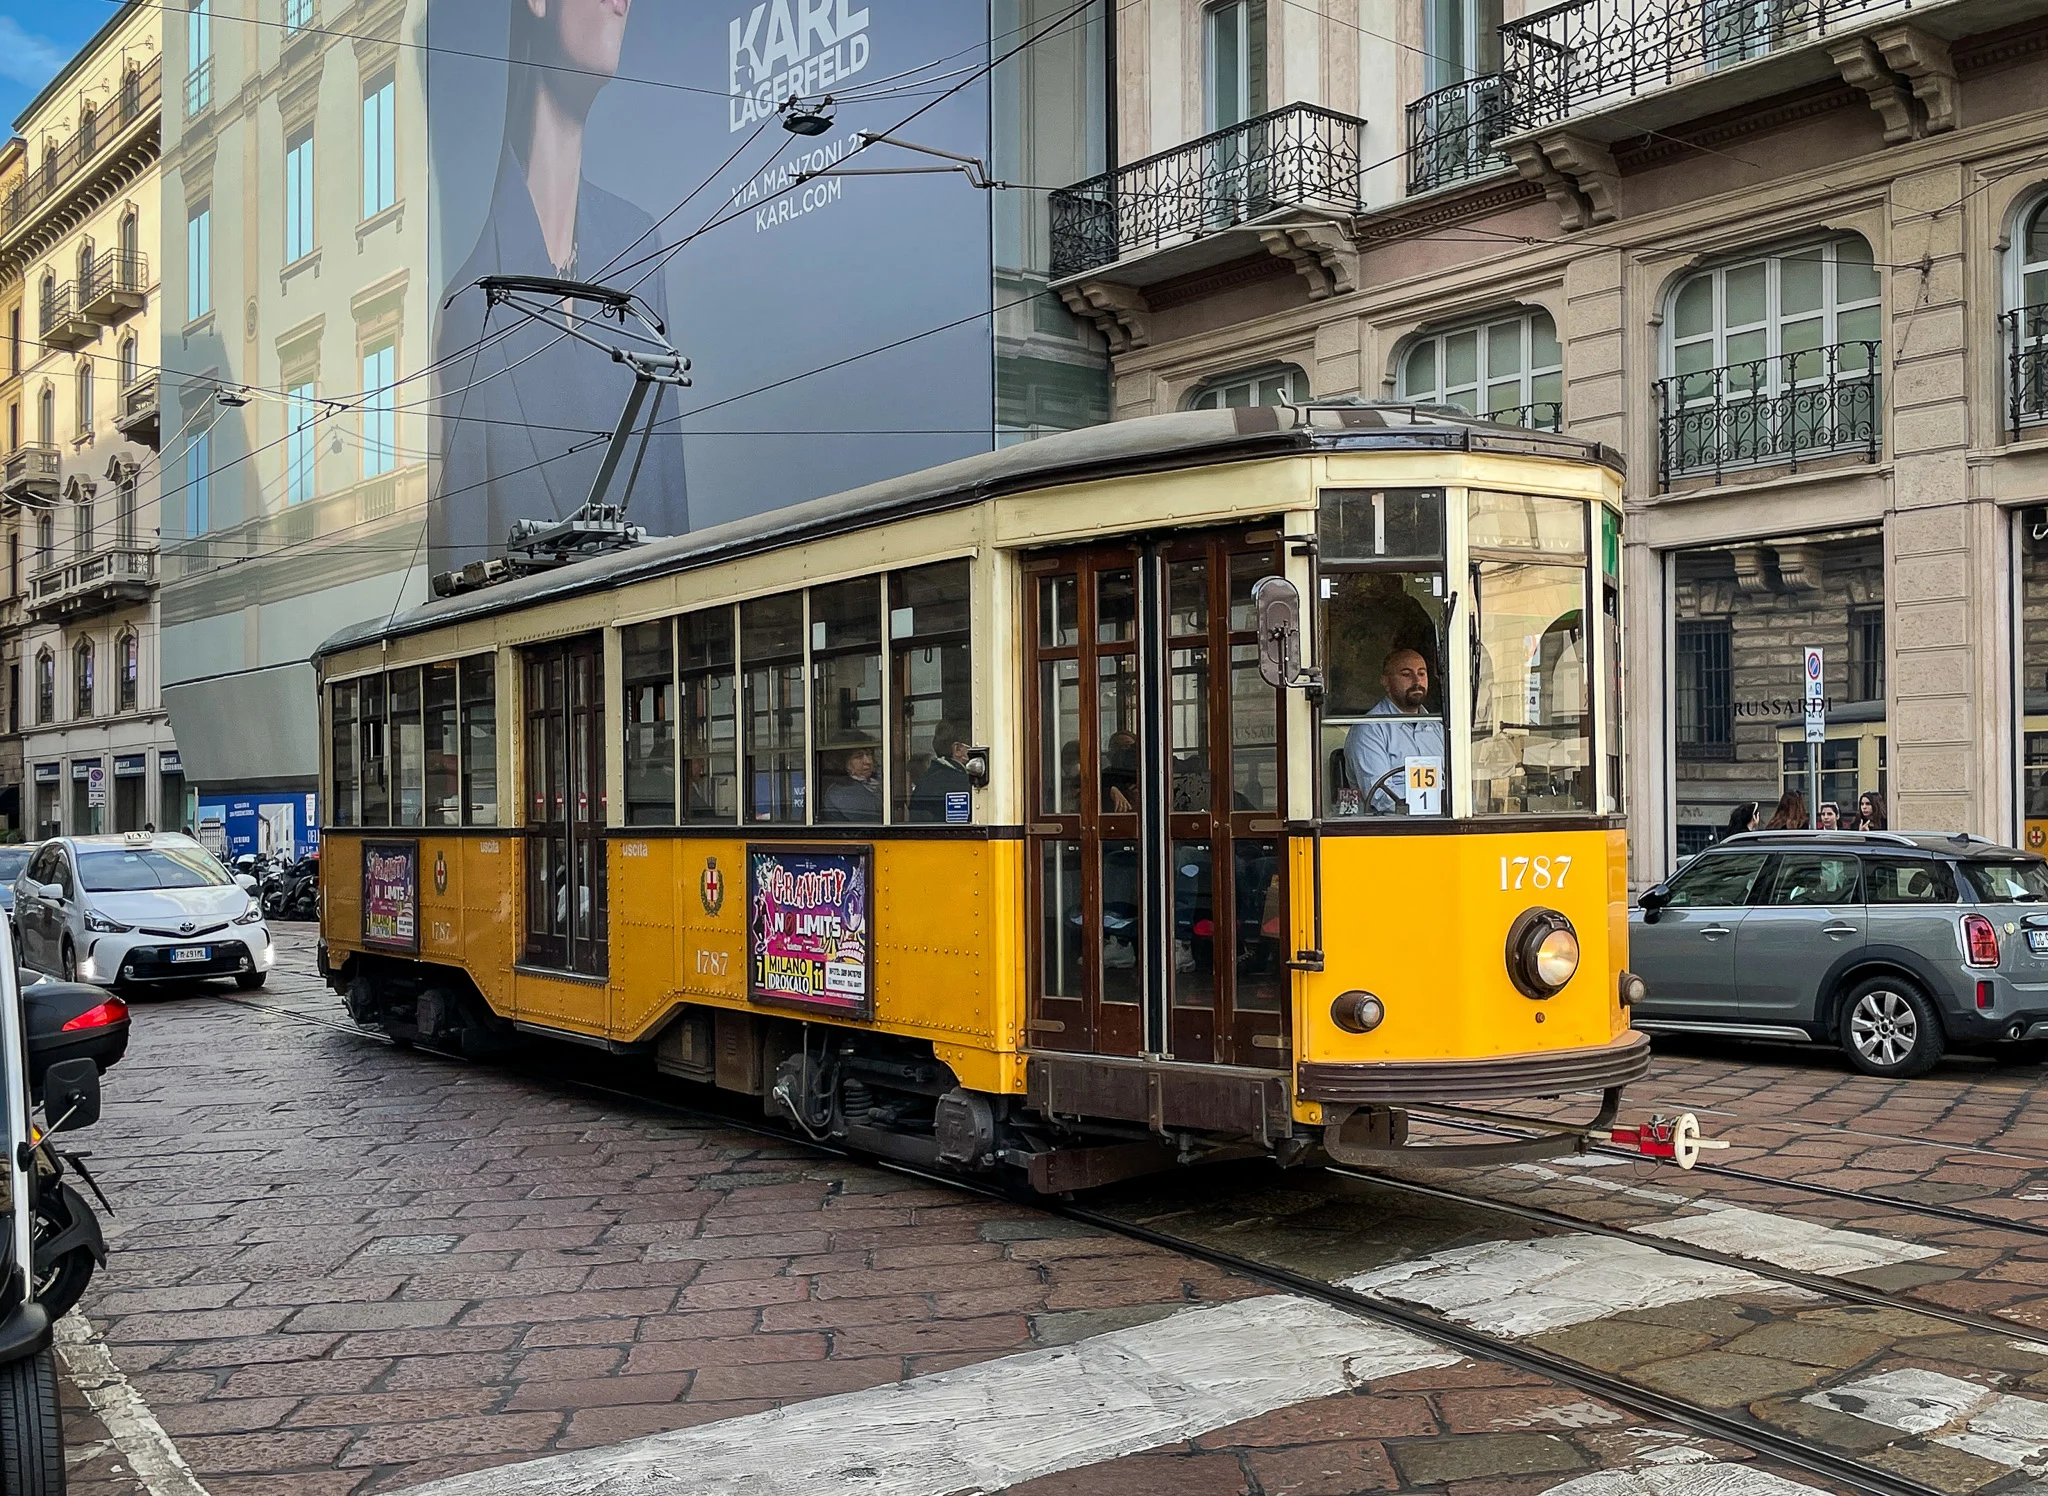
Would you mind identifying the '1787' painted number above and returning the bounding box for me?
[1500,855,1572,891]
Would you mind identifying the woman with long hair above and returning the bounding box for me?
[1763,790,1809,830]
[1858,790,1887,831]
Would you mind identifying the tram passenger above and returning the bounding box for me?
[908,724,973,823]
[823,749,882,823]
[1342,649,1447,815]
[1103,731,1140,813]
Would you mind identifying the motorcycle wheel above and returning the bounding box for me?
[33,1246,94,1323]
[0,1345,64,1495]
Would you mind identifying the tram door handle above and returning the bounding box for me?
[1699,925,1731,941]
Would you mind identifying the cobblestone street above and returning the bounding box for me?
[50,927,2048,1496]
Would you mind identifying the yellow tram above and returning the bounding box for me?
[313,404,1648,1189]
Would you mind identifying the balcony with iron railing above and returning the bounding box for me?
[0,58,162,242]
[2006,304,2048,438]
[0,445,59,505]
[28,545,157,624]
[1049,103,1366,281]
[1654,341,1881,488]
[116,373,159,448]
[37,283,98,354]
[1408,76,1512,195]
[1500,0,1915,135]
[184,57,213,120]
[79,252,148,324]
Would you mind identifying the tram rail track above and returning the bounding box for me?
[200,986,1999,1496]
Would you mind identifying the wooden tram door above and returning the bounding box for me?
[522,635,608,976]
[1024,531,1290,1067]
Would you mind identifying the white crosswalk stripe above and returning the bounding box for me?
[1807,1368,2048,1471]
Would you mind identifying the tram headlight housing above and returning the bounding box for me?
[1331,990,1384,1033]
[1506,908,1579,999]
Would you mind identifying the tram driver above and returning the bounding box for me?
[1343,648,1447,815]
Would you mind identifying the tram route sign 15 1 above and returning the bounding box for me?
[746,845,873,1021]
[361,841,421,955]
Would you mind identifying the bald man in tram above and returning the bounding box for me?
[1343,648,1447,815]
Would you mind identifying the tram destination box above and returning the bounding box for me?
[746,846,872,1021]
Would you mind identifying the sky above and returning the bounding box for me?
[0,3,109,131]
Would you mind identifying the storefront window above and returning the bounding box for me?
[1319,488,1449,818]
[1670,527,1886,859]
[1468,491,1592,815]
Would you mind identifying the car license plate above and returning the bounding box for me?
[2029,932,2048,953]
[172,947,210,964]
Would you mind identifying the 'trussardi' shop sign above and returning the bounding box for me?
[728,0,874,132]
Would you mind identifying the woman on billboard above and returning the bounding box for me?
[433,0,690,569]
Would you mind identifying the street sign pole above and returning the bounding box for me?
[1803,646,1825,829]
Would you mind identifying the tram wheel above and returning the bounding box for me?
[1839,977,1944,1078]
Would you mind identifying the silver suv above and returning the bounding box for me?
[1630,830,2048,1077]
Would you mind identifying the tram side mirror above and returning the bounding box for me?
[41,1058,100,1132]
[1251,575,1305,689]
[1638,884,1670,923]
[961,747,991,789]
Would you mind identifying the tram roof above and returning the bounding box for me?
[316,402,1623,659]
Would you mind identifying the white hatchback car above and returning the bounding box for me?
[12,832,274,990]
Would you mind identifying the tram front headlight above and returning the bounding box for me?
[1506,908,1579,999]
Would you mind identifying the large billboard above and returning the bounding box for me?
[425,0,1001,568]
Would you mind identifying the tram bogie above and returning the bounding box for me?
[314,404,1652,1184]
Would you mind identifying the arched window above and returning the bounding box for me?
[1660,235,1881,478]
[35,650,54,724]
[76,358,92,437]
[74,638,94,720]
[2009,196,2048,431]
[1188,363,1307,410]
[118,212,138,288]
[34,515,52,567]
[77,240,95,297]
[36,385,52,446]
[1398,308,1561,428]
[120,68,141,121]
[79,105,96,158]
[117,631,138,713]
[73,485,94,558]
[119,336,137,391]
[37,272,54,334]
[116,472,136,547]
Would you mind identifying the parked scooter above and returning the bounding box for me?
[0,926,123,1489]
[262,853,320,921]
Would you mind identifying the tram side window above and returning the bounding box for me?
[1319,489,1449,818]
[461,656,498,825]
[681,608,738,822]
[330,680,357,827]
[1468,491,1593,816]
[813,579,884,824]
[623,620,676,825]
[390,668,425,827]
[742,593,807,823]
[892,561,972,823]
[359,672,390,825]
[424,663,460,827]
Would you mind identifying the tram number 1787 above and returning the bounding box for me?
[1500,855,1573,891]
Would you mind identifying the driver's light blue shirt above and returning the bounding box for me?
[1344,699,1447,814]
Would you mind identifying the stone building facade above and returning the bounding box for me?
[1057,0,2048,880]
[158,0,429,857]
[0,1,174,839]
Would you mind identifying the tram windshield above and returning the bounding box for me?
[1319,486,1604,819]
[1321,488,1450,818]
[1468,492,1594,815]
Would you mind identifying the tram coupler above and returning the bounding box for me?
[1609,1112,1728,1170]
